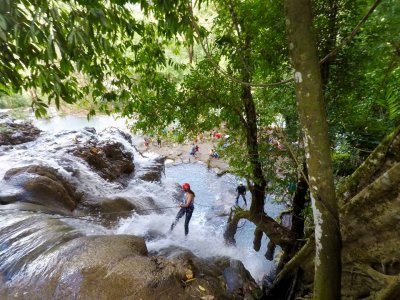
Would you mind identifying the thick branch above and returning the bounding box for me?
[253,227,263,251]
[337,125,400,204]
[225,209,296,247]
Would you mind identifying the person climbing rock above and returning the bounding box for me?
[170,183,195,236]
[235,182,247,206]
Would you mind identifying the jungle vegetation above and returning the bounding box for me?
[1,0,399,298]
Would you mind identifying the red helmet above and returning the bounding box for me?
[182,183,190,191]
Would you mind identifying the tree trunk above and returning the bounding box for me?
[224,24,267,245]
[291,164,309,240]
[240,32,267,216]
[266,126,400,299]
[284,1,341,299]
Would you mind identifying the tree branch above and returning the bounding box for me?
[186,1,293,89]
[320,0,383,64]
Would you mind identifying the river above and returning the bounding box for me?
[0,113,284,284]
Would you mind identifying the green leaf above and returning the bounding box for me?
[0,15,7,30]
[0,28,6,41]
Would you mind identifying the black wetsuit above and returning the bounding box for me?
[236,185,247,205]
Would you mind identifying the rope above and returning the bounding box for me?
[1,202,236,223]
[194,203,221,208]
[0,206,180,223]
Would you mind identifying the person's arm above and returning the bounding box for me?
[180,193,194,207]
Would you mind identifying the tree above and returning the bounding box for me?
[0,0,177,117]
[284,0,341,298]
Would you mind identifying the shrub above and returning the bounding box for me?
[0,94,31,109]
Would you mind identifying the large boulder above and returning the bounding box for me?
[0,234,262,300]
[0,165,82,212]
[71,139,134,184]
[0,115,41,146]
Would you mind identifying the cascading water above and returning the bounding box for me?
[117,163,283,282]
[0,113,284,293]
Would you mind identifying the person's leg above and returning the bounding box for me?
[170,208,185,231]
[184,209,194,235]
[241,194,247,206]
[235,194,239,205]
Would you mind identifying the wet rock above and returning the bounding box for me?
[224,267,244,294]
[83,127,96,134]
[0,165,82,212]
[77,194,163,227]
[102,127,134,145]
[0,117,41,145]
[136,155,166,182]
[77,197,136,226]
[153,247,262,299]
[71,139,134,184]
[1,235,261,300]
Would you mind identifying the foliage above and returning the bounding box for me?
[0,0,177,118]
[324,0,400,158]
[0,94,30,109]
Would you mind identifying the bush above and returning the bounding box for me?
[0,94,31,109]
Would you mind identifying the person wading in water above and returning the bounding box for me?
[235,182,247,206]
[170,183,195,236]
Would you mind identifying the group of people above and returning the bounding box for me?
[144,136,162,150]
[170,181,247,236]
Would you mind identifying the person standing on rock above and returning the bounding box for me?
[170,183,195,236]
[235,182,247,206]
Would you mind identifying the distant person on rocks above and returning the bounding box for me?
[170,183,195,236]
[209,148,219,159]
[209,148,214,158]
[210,130,215,139]
[157,137,161,148]
[144,138,149,151]
[235,182,247,206]
[189,143,199,158]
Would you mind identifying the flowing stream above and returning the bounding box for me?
[0,113,284,284]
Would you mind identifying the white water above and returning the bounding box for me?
[116,164,283,282]
[1,113,284,284]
